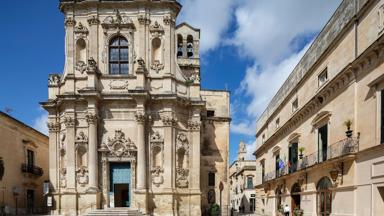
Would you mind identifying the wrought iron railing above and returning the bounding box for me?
[21,163,44,176]
[261,137,359,184]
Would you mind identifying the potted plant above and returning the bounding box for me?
[298,147,305,159]
[293,207,304,216]
[344,119,353,138]
[209,204,220,216]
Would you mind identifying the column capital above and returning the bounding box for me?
[138,14,151,25]
[86,113,98,125]
[160,112,176,127]
[65,18,76,27]
[135,111,147,123]
[63,116,76,128]
[163,15,175,26]
[188,120,201,131]
[47,122,60,133]
[87,16,100,26]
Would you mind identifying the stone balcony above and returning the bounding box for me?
[260,137,359,185]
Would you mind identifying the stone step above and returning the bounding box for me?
[82,208,142,216]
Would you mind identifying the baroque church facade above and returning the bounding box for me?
[42,0,230,215]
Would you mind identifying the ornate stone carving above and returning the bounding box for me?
[379,4,384,34]
[60,134,66,156]
[60,168,67,188]
[74,22,89,36]
[76,131,88,145]
[65,18,76,27]
[100,130,137,157]
[87,57,98,73]
[102,10,135,30]
[63,116,76,128]
[135,111,147,123]
[136,57,147,73]
[176,168,189,188]
[188,120,201,131]
[149,21,164,37]
[160,113,176,126]
[87,16,100,26]
[163,15,175,25]
[176,133,189,154]
[151,60,164,73]
[85,113,98,125]
[150,131,164,187]
[109,80,129,90]
[76,166,89,187]
[47,122,60,133]
[151,166,164,187]
[138,14,151,25]
[48,74,61,86]
[75,61,87,74]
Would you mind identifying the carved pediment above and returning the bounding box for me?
[100,130,137,157]
[102,10,135,30]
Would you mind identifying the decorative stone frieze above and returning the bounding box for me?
[48,74,61,86]
[109,80,129,90]
[149,21,164,36]
[60,168,67,188]
[63,116,76,128]
[76,166,89,187]
[100,130,137,158]
[47,122,60,133]
[65,17,76,27]
[102,10,135,31]
[87,16,100,26]
[151,166,164,187]
[85,113,98,125]
[188,120,201,131]
[74,22,88,35]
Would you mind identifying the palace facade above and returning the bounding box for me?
[229,141,256,215]
[42,0,230,215]
[254,0,384,215]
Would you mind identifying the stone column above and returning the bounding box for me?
[47,120,60,191]
[135,111,147,190]
[87,17,100,63]
[161,112,176,190]
[188,119,201,190]
[64,116,76,191]
[86,113,99,191]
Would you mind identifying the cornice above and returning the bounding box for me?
[255,33,384,155]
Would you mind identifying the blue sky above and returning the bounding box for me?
[0,0,341,163]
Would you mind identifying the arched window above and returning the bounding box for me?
[317,177,332,216]
[187,35,194,58]
[109,36,129,75]
[177,34,183,58]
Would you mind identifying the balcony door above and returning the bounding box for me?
[289,143,298,173]
[381,90,384,144]
[317,177,332,216]
[318,125,328,162]
[27,150,34,167]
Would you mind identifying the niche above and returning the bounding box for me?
[152,38,162,64]
[187,35,194,58]
[177,148,188,169]
[77,146,87,168]
[152,146,162,168]
[76,38,87,63]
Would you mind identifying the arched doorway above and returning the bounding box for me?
[275,185,283,212]
[317,177,332,216]
[291,183,301,213]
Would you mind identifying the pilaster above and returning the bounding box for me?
[47,120,60,191]
[63,115,76,192]
[160,112,176,190]
[188,118,201,191]
[86,112,99,192]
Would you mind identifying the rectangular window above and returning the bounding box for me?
[292,98,298,113]
[261,161,265,183]
[27,150,34,167]
[318,124,328,162]
[289,143,298,173]
[208,172,215,186]
[275,154,280,178]
[262,134,265,144]
[275,118,280,129]
[318,69,328,87]
[250,198,256,212]
[207,110,215,117]
[381,90,384,144]
[247,176,253,189]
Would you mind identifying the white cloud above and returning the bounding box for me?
[178,0,236,53]
[245,140,257,160]
[231,120,255,136]
[33,112,48,135]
